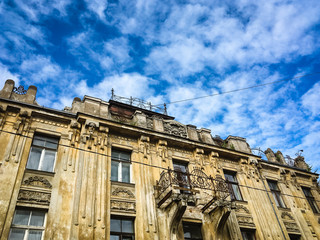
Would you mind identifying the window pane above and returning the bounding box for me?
[268,181,278,190]
[123,237,134,240]
[28,230,43,240]
[33,137,45,147]
[41,150,55,172]
[45,138,58,149]
[224,173,236,182]
[13,210,30,225]
[122,163,130,183]
[110,219,121,232]
[122,219,134,233]
[111,150,121,160]
[30,211,45,226]
[110,236,119,240]
[27,147,42,170]
[119,152,130,162]
[232,184,242,200]
[111,161,119,181]
[9,228,25,240]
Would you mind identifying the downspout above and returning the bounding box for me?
[253,161,287,240]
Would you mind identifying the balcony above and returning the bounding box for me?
[155,167,230,212]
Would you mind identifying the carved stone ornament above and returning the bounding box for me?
[283,222,300,233]
[235,204,250,214]
[23,176,52,189]
[111,200,136,212]
[112,188,135,198]
[146,117,154,129]
[236,215,255,227]
[281,212,294,221]
[163,120,187,138]
[18,190,51,205]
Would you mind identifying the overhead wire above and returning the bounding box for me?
[0,128,319,203]
[155,71,320,106]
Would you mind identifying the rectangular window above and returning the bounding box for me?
[173,160,190,193]
[224,171,243,201]
[241,229,256,240]
[111,149,131,183]
[302,187,320,213]
[110,217,134,240]
[183,222,203,240]
[26,134,59,172]
[267,180,286,208]
[9,208,46,240]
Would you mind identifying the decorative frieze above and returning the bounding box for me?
[23,176,52,189]
[18,190,51,205]
[163,120,187,138]
[111,200,136,212]
[112,188,135,198]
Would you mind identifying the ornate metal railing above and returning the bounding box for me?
[111,89,167,115]
[155,167,229,198]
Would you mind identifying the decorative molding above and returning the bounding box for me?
[283,222,300,233]
[112,188,135,198]
[111,200,136,212]
[33,118,68,128]
[235,204,250,214]
[23,176,52,189]
[236,215,255,227]
[18,190,51,205]
[163,120,187,138]
[281,212,294,221]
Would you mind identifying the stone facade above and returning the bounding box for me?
[0,79,319,240]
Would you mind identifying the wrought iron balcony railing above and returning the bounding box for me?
[155,167,230,210]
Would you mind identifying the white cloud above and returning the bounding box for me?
[301,82,320,116]
[0,63,20,87]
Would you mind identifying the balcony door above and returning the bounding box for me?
[173,160,190,193]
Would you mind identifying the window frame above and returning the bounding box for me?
[26,134,59,172]
[111,149,132,183]
[9,208,47,240]
[224,170,243,201]
[183,222,203,240]
[240,228,256,240]
[301,187,320,214]
[110,216,135,240]
[267,180,286,208]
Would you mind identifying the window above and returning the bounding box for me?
[110,217,134,240]
[267,180,286,208]
[26,134,59,172]
[224,171,243,201]
[183,222,202,240]
[111,149,131,183]
[173,160,190,193]
[302,187,320,213]
[9,208,46,240]
[289,234,301,240]
[241,229,256,240]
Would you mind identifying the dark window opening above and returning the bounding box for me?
[224,171,243,201]
[183,222,202,240]
[110,217,134,240]
[302,187,320,214]
[267,180,286,208]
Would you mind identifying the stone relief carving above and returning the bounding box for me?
[81,122,98,149]
[18,190,51,205]
[157,140,168,162]
[283,222,300,233]
[112,188,135,198]
[70,121,81,146]
[235,204,250,214]
[146,117,154,129]
[236,215,255,227]
[163,120,187,138]
[23,176,52,189]
[281,212,294,221]
[139,135,150,159]
[111,200,136,212]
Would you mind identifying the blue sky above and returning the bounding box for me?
[1,0,320,171]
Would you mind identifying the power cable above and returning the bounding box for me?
[0,128,320,203]
[155,72,320,106]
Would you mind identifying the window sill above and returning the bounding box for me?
[25,168,55,176]
[233,200,248,204]
[111,180,135,187]
[278,207,291,211]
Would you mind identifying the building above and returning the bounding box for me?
[0,79,319,240]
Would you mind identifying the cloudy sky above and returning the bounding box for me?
[0,0,320,170]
